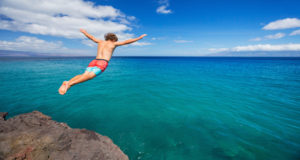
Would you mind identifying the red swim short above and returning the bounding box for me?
[86,59,109,76]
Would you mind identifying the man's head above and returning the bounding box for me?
[104,33,118,42]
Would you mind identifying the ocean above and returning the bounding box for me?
[0,57,299,160]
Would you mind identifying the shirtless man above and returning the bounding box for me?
[58,29,147,95]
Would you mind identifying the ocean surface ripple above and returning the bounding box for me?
[0,57,299,160]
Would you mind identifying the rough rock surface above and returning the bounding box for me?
[0,111,128,160]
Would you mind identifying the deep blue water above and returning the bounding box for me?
[0,57,300,160]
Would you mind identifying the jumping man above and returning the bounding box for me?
[58,29,147,95]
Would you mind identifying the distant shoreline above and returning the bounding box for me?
[1,50,300,58]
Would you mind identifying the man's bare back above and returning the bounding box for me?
[58,29,147,95]
[95,41,116,61]
[80,29,147,61]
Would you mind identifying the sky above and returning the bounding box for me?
[0,0,300,56]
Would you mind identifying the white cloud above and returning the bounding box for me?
[249,33,285,41]
[81,39,97,47]
[232,44,300,51]
[0,0,136,40]
[130,42,152,46]
[249,37,262,41]
[157,6,172,14]
[156,0,172,14]
[290,29,300,36]
[0,36,88,54]
[174,40,193,43]
[264,33,285,39]
[127,16,136,21]
[263,18,300,30]
[151,37,165,40]
[209,43,300,52]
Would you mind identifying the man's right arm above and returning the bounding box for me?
[115,34,147,46]
[80,29,102,43]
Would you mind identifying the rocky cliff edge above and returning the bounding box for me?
[0,111,128,160]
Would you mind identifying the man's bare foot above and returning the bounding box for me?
[64,81,71,94]
[58,81,69,95]
[58,81,66,95]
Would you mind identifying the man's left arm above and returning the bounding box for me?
[115,34,147,46]
[80,29,102,43]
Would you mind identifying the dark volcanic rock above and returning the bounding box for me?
[0,111,128,160]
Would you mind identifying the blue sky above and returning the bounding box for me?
[0,0,300,56]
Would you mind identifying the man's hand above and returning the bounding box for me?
[140,34,147,39]
[80,29,86,33]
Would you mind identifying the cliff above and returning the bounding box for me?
[0,111,128,160]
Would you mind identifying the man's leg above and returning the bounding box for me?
[58,71,96,95]
[68,71,96,86]
[69,74,82,82]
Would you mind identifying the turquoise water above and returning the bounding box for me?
[0,57,300,159]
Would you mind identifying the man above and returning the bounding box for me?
[58,29,147,95]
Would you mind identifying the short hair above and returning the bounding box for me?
[104,33,118,42]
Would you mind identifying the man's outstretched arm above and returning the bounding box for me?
[80,29,102,43]
[115,34,147,46]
